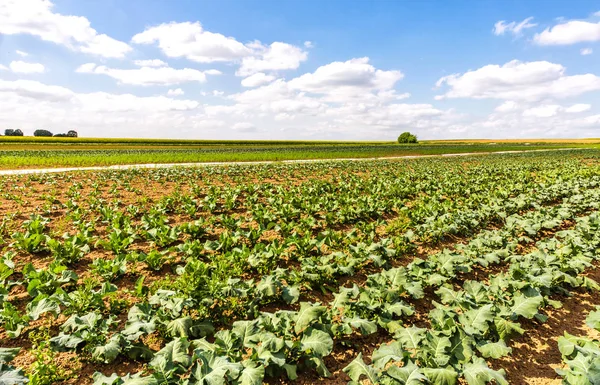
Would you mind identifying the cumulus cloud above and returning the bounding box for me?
[9,61,45,74]
[131,21,308,77]
[435,60,600,101]
[565,103,591,113]
[16,50,29,57]
[522,104,562,118]
[0,0,131,58]
[167,88,184,96]
[304,41,314,48]
[133,59,168,67]
[287,57,403,102]
[0,79,73,102]
[495,101,519,112]
[493,17,537,36]
[241,73,276,87]
[581,48,593,55]
[0,78,209,138]
[232,122,257,132]
[237,42,307,76]
[76,63,221,86]
[0,64,8,71]
[534,20,600,45]
[131,21,251,63]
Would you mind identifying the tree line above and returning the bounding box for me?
[3,129,78,137]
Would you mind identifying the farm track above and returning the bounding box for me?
[0,147,582,175]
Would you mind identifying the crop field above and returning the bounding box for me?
[0,137,596,169]
[2,149,600,385]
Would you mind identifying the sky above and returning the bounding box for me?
[1,0,600,140]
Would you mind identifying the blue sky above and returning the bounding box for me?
[1,0,600,139]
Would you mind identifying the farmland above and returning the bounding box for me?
[1,149,600,385]
[0,137,597,169]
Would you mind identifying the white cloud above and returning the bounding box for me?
[0,79,73,102]
[435,60,600,101]
[131,21,251,63]
[9,60,45,74]
[134,59,168,67]
[212,90,224,97]
[534,20,600,45]
[495,101,519,112]
[16,50,29,57]
[0,64,7,71]
[565,103,591,113]
[167,88,184,96]
[581,48,593,55]
[0,78,211,139]
[304,41,314,48]
[522,104,562,118]
[287,57,403,102]
[232,122,257,132]
[131,21,308,77]
[237,42,307,76]
[76,63,220,86]
[493,17,537,36]
[0,0,131,58]
[241,73,276,87]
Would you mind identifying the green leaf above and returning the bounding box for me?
[494,318,524,340]
[458,304,493,336]
[234,360,264,385]
[586,307,600,331]
[0,363,29,385]
[476,341,511,359]
[395,325,426,350]
[294,302,326,334]
[426,333,452,366]
[150,337,191,373]
[510,294,543,319]
[423,367,458,385]
[348,317,378,335]
[371,341,405,370]
[50,333,85,351]
[343,353,378,384]
[192,352,242,385]
[557,333,579,356]
[385,360,426,385]
[27,297,60,320]
[463,357,507,385]
[448,331,475,364]
[282,286,300,304]
[0,348,20,364]
[300,328,333,357]
[167,317,193,338]
[92,335,123,364]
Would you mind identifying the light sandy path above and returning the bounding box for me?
[0,147,583,176]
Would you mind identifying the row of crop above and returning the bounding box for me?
[3,174,597,342]
[12,180,597,384]
[346,211,600,384]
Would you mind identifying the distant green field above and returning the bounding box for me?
[0,137,596,169]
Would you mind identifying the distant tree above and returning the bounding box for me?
[34,129,53,137]
[67,130,78,137]
[53,133,68,137]
[5,129,23,136]
[397,132,418,144]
